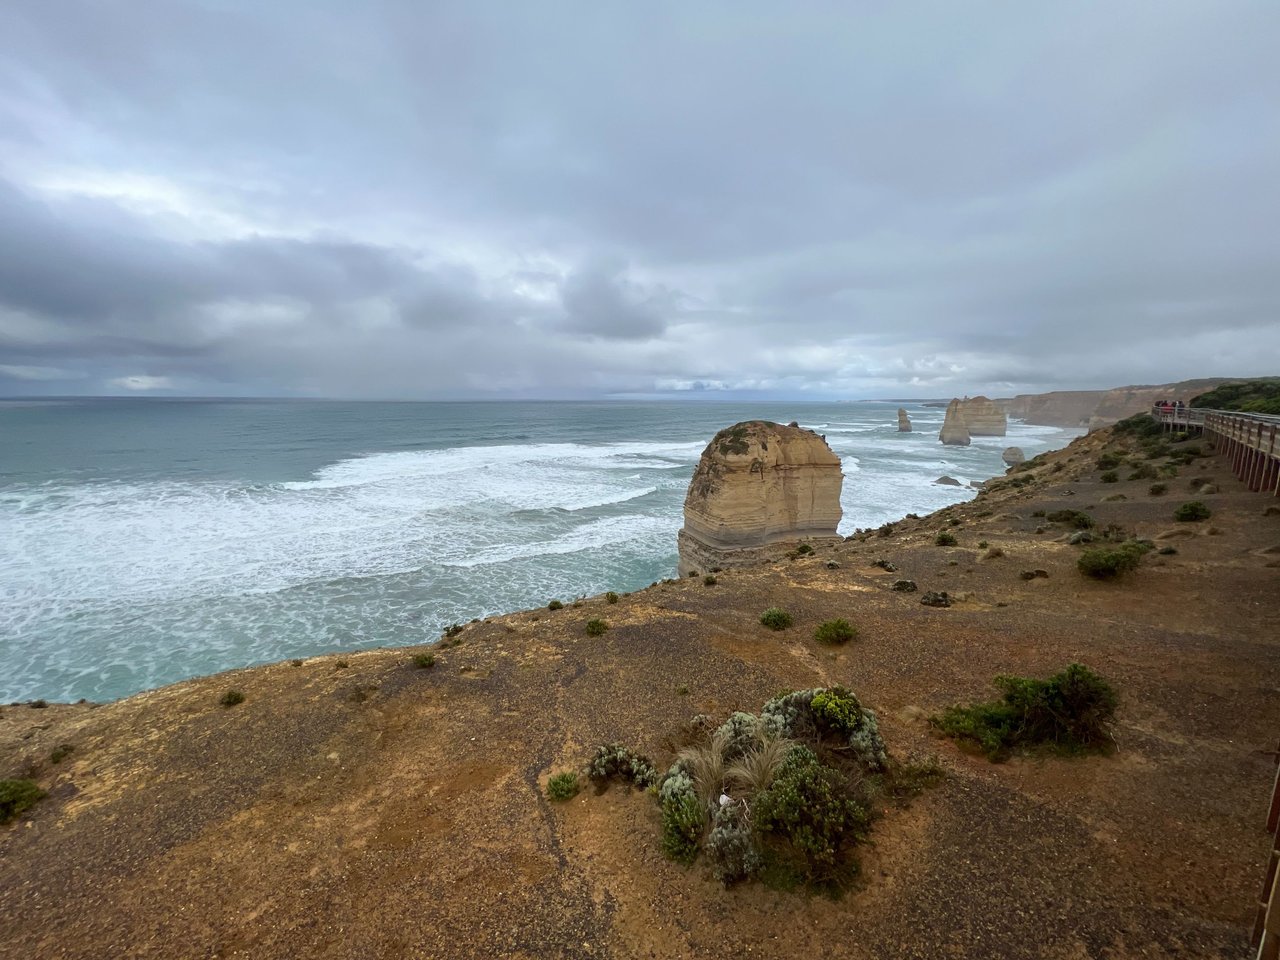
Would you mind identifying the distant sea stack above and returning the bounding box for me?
[676,421,843,577]
[957,396,1007,436]
[1002,446,1026,467]
[897,408,912,432]
[938,400,972,446]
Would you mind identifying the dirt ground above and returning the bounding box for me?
[2,427,1278,959]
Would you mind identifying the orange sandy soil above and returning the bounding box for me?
[2,428,1278,960]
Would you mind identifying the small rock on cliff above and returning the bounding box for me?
[938,400,971,446]
[677,421,843,576]
[897,408,912,432]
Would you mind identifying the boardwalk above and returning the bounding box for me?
[1154,405,1280,497]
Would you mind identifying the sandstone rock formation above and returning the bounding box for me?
[897,408,912,432]
[957,396,1007,436]
[938,400,971,446]
[677,421,843,576]
[934,475,961,486]
[1002,447,1026,467]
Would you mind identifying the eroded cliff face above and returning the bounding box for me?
[677,421,842,576]
[938,400,971,446]
[957,396,1007,436]
[897,408,912,432]
[1000,378,1233,429]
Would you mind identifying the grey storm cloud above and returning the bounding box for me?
[0,1,1277,398]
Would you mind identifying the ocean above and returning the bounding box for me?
[0,399,1079,703]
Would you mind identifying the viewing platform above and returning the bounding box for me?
[1151,404,1280,497]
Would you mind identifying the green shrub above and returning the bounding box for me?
[1174,500,1211,522]
[1113,413,1163,439]
[1077,541,1150,579]
[547,771,580,801]
[412,652,436,669]
[755,746,868,877]
[703,575,717,586]
[50,744,74,764]
[707,801,761,884]
[1046,509,1093,529]
[1127,465,1158,481]
[587,743,657,789]
[442,623,464,639]
[796,543,814,556]
[932,663,1117,760]
[0,779,45,824]
[977,540,989,549]
[1031,509,1046,517]
[605,591,619,604]
[659,772,703,864]
[1149,483,1167,496]
[1191,379,1280,415]
[219,689,245,708]
[935,531,958,546]
[1099,471,1119,483]
[813,619,857,645]
[547,599,564,610]
[585,618,608,636]
[760,608,793,631]
[1096,454,1124,470]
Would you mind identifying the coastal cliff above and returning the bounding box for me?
[2,425,1278,959]
[1001,378,1234,428]
[677,421,842,576]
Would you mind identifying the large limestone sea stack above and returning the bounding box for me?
[897,408,912,432]
[957,396,1008,436]
[676,421,843,577]
[938,399,971,446]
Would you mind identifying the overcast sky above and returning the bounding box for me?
[1,2,1277,399]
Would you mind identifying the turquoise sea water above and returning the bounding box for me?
[0,399,1079,702]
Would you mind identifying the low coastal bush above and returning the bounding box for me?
[1149,483,1167,496]
[1099,470,1119,483]
[1096,454,1124,470]
[703,575,717,586]
[977,540,989,549]
[1077,541,1150,579]
[605,591,619,604]
[648,686,895,891]
[547,599,564,611]
[934,531,958,546]
[932,663,1117,761]
[760,608,793,631]
[585,618,609,636]
[813,619,857,645]
[50,744,74,764]
[588,744,657,789]
[412,652,436,669]
[1128,465,1158,481]
[796,544,813,556]
[1174,500,1212,522]
[547,772,580,801]
[1046,509,1093,529]
[0,779,45,824]
[1113,413,1163,439]
[219,689,245,708]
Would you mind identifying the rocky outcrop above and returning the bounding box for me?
[677,421,843,576]
[897,408,912,432]
[938,400,971,446]
[1002,447,1026,467]
[958,396,1007,436]
[934,475,961,486]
